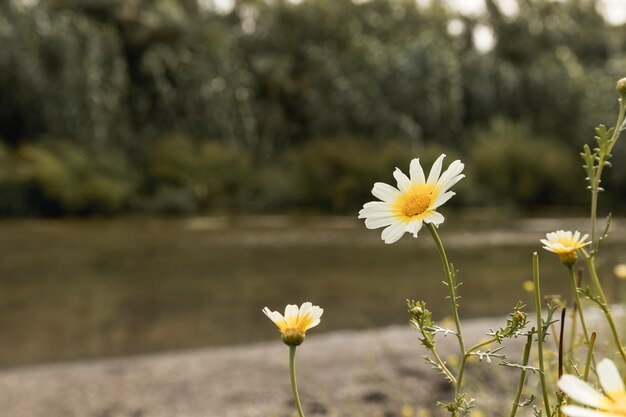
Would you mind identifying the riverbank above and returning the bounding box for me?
[0,317,528,417]
[2,215,624,366]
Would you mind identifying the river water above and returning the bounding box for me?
[0,214,624,367]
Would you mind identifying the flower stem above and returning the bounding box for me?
[581,252,626,364]
[590,96,625,247]
[289,345,306,417]
[510,332,533,417]
[566,266,595,369]
[533,253,551,417]
[584,332,596,382]
[432,348,458,385]
[427,223,467,395]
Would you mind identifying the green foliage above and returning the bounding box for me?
[0,140,137,215]
[468,119,583,206]
[1,0,626,215]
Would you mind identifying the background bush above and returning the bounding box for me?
[0,0,625,215]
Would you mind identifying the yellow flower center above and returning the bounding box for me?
[604,392,626,415]
[394,185,437,219]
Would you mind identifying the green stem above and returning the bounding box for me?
[432,348,458,385]
[533,253,551,417]
[584,332,597,382]
[455,336,499,392]
[590,97,625,246]
[467,337,498,355]
[289,346,306,417]
[582,253,626,364]
[427,224,467,395]
[567,266,596,369]
[510,332,534,417]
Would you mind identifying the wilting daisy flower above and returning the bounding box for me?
[541,230,590,266]
[263,302,323,346]
[559,358,626,417]
[358,154,464,244]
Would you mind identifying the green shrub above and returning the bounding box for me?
[15,140,136,215]
[196,141,253,209]
[288,137,460,213]
[468,119,583,207]
[144,134,200,190]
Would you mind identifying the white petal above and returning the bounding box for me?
[427,154,446,185]
[381,221,406,244]
[405,218,423,237]
[409,158,425,184]
[372,182,400,202]
[436,160,464,188]
[284,304,299,323]
[263,308,285,327]
[307,306,324,329]
[360,201,390,211]
[423,211,445,226]
[298,302,313,320]
[438,174,465,194]
[432,191,455,209]
[393,168,412,192]
[359,202,393,218]
[558,375,608,408]
[365,216,397,229]
[562,406,619,417]
[597,359,625,399]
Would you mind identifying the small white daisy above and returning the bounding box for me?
[541,230,591,254]
[541,230,590,266]
[559,358,626,417]
[358,154,464,244]
[262,302,323,345]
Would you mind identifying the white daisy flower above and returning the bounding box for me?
[541,230,590,266]
[541,230,590,254]
[358,154,464,244]
[262,302,323,346]
[559,358,626,417]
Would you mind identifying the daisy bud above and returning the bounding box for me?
[410,305,423,318]
[617,78,626,95]
[511,310,527,326]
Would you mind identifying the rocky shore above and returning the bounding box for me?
[0,316,529,417]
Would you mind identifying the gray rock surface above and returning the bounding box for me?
[0,317,527,417]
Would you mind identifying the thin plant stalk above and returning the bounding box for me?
[583,332,597,382]
[533,253,551,417]
[509,332,533,417]
[590,96,626,245]
[567,265,596,369]
[427,223,467,395]
[289,346,306,417]
[581,251,626,364]
[432,348,457,385]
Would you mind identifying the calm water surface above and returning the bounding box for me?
[0,214,624,367]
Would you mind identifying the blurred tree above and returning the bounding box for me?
[0,0,625,214]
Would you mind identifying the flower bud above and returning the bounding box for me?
[410,305,423,318]
[544,294,565,308]
[511,310,527,326]
[617,78,626,95]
